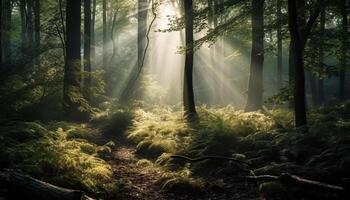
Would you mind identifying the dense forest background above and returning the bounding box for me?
[0,0,350,199]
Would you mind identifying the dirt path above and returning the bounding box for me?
[108,142,260,200]
[109,145,165,200]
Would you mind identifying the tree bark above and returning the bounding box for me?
[64,0,83,118]
[138,0,149,70]
[91,0,96,68]
[288,0,307,127]
[339,0,348,100]
[34,0,40,50]
[183,0,197,119]
[84,0,92,89]
[277,0,283,86]
[19,0,28,51]
[245,0,264,112]
[27,0,34,49]
[1,0,12,64]
[102,0,107,69]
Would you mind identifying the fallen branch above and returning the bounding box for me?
[245,173,345,193]
[0,170,95,200]
[170,155,253,168]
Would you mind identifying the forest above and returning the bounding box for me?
[0,0,350,199]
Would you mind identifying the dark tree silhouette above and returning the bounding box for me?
[84,0,92,89]
[277,0,283,86]
[183,0,197,119]
[64,0,83,118]
[245,0,264,112]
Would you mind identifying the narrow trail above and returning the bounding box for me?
[108,140,260,200]
[109,145,165,200]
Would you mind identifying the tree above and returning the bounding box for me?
[138,0,149,70]
[339,0,348,100]
[91,0,96,68]
[245,0,264,112]
[34,0,40,50]
[277,0,283,86]
[102,0,107,69]
[288,0,307,127]
[183,0,197,119]
[64,0,84,118]
[287,0,325,127]
[1,0,12,64]
[84,0,92,89]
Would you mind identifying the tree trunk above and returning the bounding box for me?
[19,0,28,51]
[64,0,84,118]
[317,8,325,105]
[34,0,40,50]
[288,0,307,127]
[183,0,197,119]
[138,0,149,70]
[0,0,2,66]
[288,0,306,108]
[0,170,94,200]
[27,0,34,49]
[84,0,92,89]
[2,0,12,64]
[91,0,96,68]
[277,0,283,86]
[245,0,264,112]
[102,0,107,69]
[339,0,348,100]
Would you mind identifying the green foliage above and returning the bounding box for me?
[92,108,134,136]
[0,120,120,198]
[120,102,350,196]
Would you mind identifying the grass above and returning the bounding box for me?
[0,119,121,199]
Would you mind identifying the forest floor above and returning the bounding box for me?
[109,134,259,200]
[109,139,165,200]
[1,102,349,200]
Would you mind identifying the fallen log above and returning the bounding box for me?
[0,170,95,200]
[170,155,253,168]
[245,173,345,193]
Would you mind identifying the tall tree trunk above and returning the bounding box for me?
[183,0,197,119]
[138,0,149,70]
[245,0,264,112]
[64,0,83,118]
[288,0,306,108]
[288,0,307,127]
[339,0,348,100]
[317,8,325,105]
[27,0,34,49]
[20,0,28,51]
[91,0,96,68]
[2,0,12,64]
[0,0,2,66]
[84,0,92,89]
[34,0,40,50]
[277,0,283,86]
[102,0,107,69]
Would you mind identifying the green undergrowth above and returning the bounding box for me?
[122,102,350,198]
[0,119,121,199]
